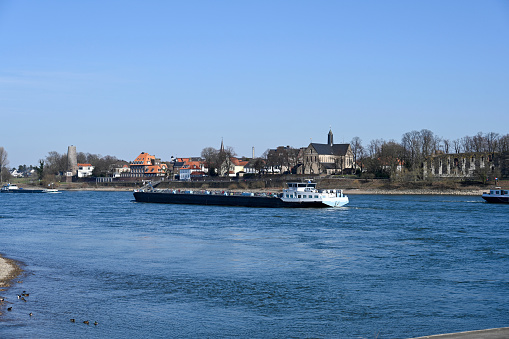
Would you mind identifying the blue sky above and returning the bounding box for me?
[1,1,508,167]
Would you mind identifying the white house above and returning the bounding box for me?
[77,163,94,178]
[113,165,130,178]
[10,169,23,178]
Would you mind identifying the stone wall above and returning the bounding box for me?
[424,151,507,178]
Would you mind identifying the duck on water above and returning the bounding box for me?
[133,181,349,208]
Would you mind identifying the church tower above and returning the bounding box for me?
[328,129,334,146]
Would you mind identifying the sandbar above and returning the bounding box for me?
[0,254,23,290]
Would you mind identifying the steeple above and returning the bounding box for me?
[328,129,334,146]
[220,137,225,153]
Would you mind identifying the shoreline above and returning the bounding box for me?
[5,183,488,196]
[61,187,486,196]
[0,254,23,291]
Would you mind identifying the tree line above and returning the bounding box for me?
[1,130,508,183]
[36,151,127,180]
[351,130,509,180]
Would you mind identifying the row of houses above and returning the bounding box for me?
[114,130,356,180]
[12,163,95,178]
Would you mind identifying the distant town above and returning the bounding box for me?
[1,129,508,186]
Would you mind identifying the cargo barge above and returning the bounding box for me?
[133,181,349,208]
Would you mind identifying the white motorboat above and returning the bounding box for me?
[482,187,509,204]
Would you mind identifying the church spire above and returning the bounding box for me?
[328,128,334,146]
[220,137,225,153]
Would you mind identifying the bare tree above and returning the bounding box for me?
[401,131,422,171]
[442,139,450,154]
[485,132,499,153]
[0,147,9,182]
[453,139,462,153]
[498,134,509,152]
[472,132,487,152]
[420,129,437,157]
[44,151,67,175]
[350,137,364,171]
[201,147,219,176]
[380,141,406,179]
[367,139,384,158]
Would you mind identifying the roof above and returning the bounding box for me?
[132,152,155,165]
[77,163,92,167]
[309,143,350,156]
[231,158,249,166]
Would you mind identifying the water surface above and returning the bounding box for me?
[0,192,507,338]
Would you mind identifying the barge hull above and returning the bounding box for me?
[133,191,329,208]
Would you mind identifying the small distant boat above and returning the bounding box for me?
[482,187,509,204]
[1,183,60,194]
[43,189,61,194]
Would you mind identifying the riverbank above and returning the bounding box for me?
[6,177,501,195]
[0,254,22,290]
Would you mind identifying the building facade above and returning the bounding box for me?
[77,163,94,178]
[301,130,354,175]
[125,152,168,178]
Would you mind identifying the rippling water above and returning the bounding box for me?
[0,192,508,338]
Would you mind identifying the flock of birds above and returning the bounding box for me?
[1,281,98,326]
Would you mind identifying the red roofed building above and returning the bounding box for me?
[127,152,167,177]
[179,160,206,180]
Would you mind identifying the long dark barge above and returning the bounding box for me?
[133,182,349,208]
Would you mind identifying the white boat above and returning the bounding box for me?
[42,189,61,194]
[1,183,60,193]
[1,183,21,192]
[482,187,509,204]
[281,181,349,207]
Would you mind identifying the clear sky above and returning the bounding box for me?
[1,1,508,167]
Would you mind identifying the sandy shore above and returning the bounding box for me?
[0,254,23,290]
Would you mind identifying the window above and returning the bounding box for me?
[298,195,301,198]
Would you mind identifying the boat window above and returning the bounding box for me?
[315,195,318,198]
[298,195,301,198]
[298,184,306,187]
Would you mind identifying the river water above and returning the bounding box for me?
[0,191,507,338]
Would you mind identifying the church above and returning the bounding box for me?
[301,129,354,175]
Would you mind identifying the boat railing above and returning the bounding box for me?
[152,189,280,198]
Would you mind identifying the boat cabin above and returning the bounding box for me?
[282,181,346,200]
[489,187,509,196]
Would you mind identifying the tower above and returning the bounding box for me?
[328,129,334,146]
[67,145,78,176]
